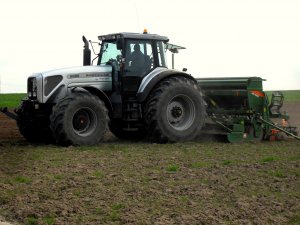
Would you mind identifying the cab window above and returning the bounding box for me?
[98,41,122,65]
[125,40,153,76]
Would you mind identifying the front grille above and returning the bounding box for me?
[44,75,63,96]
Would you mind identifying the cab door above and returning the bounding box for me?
[122,40,154,94]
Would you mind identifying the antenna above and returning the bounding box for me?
[132,0,140,32]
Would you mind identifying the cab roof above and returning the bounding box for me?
[98,32,169,42]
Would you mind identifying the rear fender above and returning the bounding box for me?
[137,68,197,102]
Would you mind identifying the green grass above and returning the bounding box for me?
[191,161,210,168]
[13,176,32,184]
[93,170,103,178]
[166,164,180,172]
[43,215,55,225]
[25,216,38,225]
[266,90,300,102]
[0,90,298,109]
[222,160,233,165]
[261,156,278,163]
[288,215,300,224]
[0,93,26,108]
[269,170,286,178]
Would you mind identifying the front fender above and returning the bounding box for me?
[136,67,197,102]
[45,85,113,113]
[81,86,113,113]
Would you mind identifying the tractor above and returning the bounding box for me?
[1,31,298,145]
[12,31,206,145]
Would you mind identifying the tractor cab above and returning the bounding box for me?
[95,32,169,95]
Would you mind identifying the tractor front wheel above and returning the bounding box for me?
[50,92,109,146]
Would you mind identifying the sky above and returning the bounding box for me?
[0,0,299,93]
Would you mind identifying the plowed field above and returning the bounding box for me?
[0,103,299,225]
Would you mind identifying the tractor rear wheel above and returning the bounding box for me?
[50,92,109,146]
[144,77,206,143]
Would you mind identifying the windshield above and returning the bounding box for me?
[98,41,122,65]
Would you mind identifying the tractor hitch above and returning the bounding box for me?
[0,107,18,120]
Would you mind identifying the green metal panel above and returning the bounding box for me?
[227,132,244,143]
[247,90,265,114]
[197,77,266,114]
[247,78,263,91]
[197,77,264,91]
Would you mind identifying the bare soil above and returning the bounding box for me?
[0,103,299,225]
[274,102,300,129]
[0,113,24,143]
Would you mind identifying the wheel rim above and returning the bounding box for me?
[72,107,97,137]
[166,94,196,131]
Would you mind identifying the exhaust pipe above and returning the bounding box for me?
[82,36,91,66]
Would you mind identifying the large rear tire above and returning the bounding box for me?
[50,92,109,146]
[144,77,206,143]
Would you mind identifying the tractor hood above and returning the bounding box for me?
[28,65,112,103]
[39,65,112,79]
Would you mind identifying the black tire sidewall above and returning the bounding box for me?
[154,82,205,141]
[59,94,108,145]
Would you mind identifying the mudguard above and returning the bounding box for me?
[136,67,197,102]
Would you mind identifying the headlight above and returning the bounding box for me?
[27,77,37,99]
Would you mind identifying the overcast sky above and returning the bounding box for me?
[0,0,299,93]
